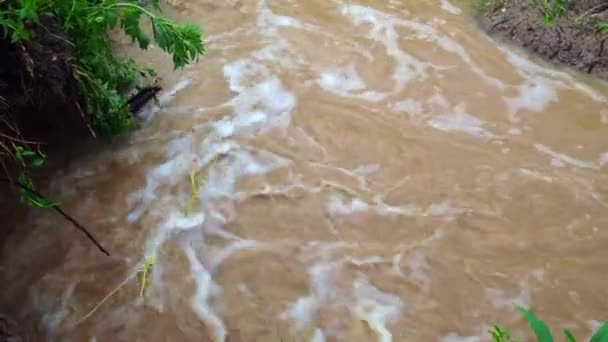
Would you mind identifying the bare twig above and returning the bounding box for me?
[0,132,38,144]
[71,271,137,328]
[0,178,110,256]
[75,102,96,138]
[576,3,608,21]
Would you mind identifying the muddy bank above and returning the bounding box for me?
[479,0,608,79]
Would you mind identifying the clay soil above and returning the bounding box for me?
[479,0,608,79]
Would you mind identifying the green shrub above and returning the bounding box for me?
[539,0,570,26]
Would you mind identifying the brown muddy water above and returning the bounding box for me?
[2,0,608,341]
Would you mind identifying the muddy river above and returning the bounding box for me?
[2,0,608,341]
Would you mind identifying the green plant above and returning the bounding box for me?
[0,0,205,135]
[13,144,44,169]
[540,0,570,26]
[597,21,608,38]
[489,325,520,342]
[138,256,156,296]
[491,306,608,342]
[184,169,201,215]
[11,144,55,207]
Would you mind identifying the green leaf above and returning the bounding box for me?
[19,150,36,157]
[121,7,150,49]
[30,158,45,168]
[151,18,204,68]
[17,0,39,21]
[517,306,553,342]
[11,21,31,42]
[590,322,608,342]
[105,10,119,29]
[151,0,161,11]
[563,329,577,342]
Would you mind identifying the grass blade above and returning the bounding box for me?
[590,322,608,342]
[563,329,577,342]
[517,306,553,342]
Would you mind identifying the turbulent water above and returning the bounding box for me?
[2,0,608,341]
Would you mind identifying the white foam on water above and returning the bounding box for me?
[519,168,554,183]
[486,279,531,309]
[321,3,501,104]
[341,5,431,90]
[412,95,498,139]
[281,263,336,330]
[347,256,387,266]
[508,127,522,135]
[184,245,226,341]
[500,46,549,76]
[392,254,406,278]
[440,334,481,342]
[145,212,206,259]
[440,0,463,15]
[264,11,303,29]
[551,159,566,168]
[501,45,607,103]
[159,77,192,105]
[318,65,366,92]
[425,200,464,217]
[317,65,385,101]
[427,109,494,139]
[372,14,505,88]
[125,3,312,337]
[588,320,604,335]
[394,99,424,119]
[311,328,326,342]
[224,60,296,136]
[531,268,545,281]
[427,113,492,138]
[535,144,598,170]
[599,152,608,166]
[223,60,266,92]
[127,150,198,222]
[327,196,370,215]
[506,80,557,121]
[253,0,310,67]
[407,251,431,286]
[342,6,427,91]
[140,77,193,121]
[353,164,382,176]
[208,240,263,271]
[326,195,418,217]
[499,46,607,120]
[352,276,403,342]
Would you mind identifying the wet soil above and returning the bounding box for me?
[0,19,90,148]
[479,0,608,79]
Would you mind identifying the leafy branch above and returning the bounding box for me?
[0,0,205,135]
[0,0,205,255]
[0,177,110,256]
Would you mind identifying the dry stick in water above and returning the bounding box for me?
[0,178,110,256]
[72,271,137,328]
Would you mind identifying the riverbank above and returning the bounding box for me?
[479,0,608,79]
